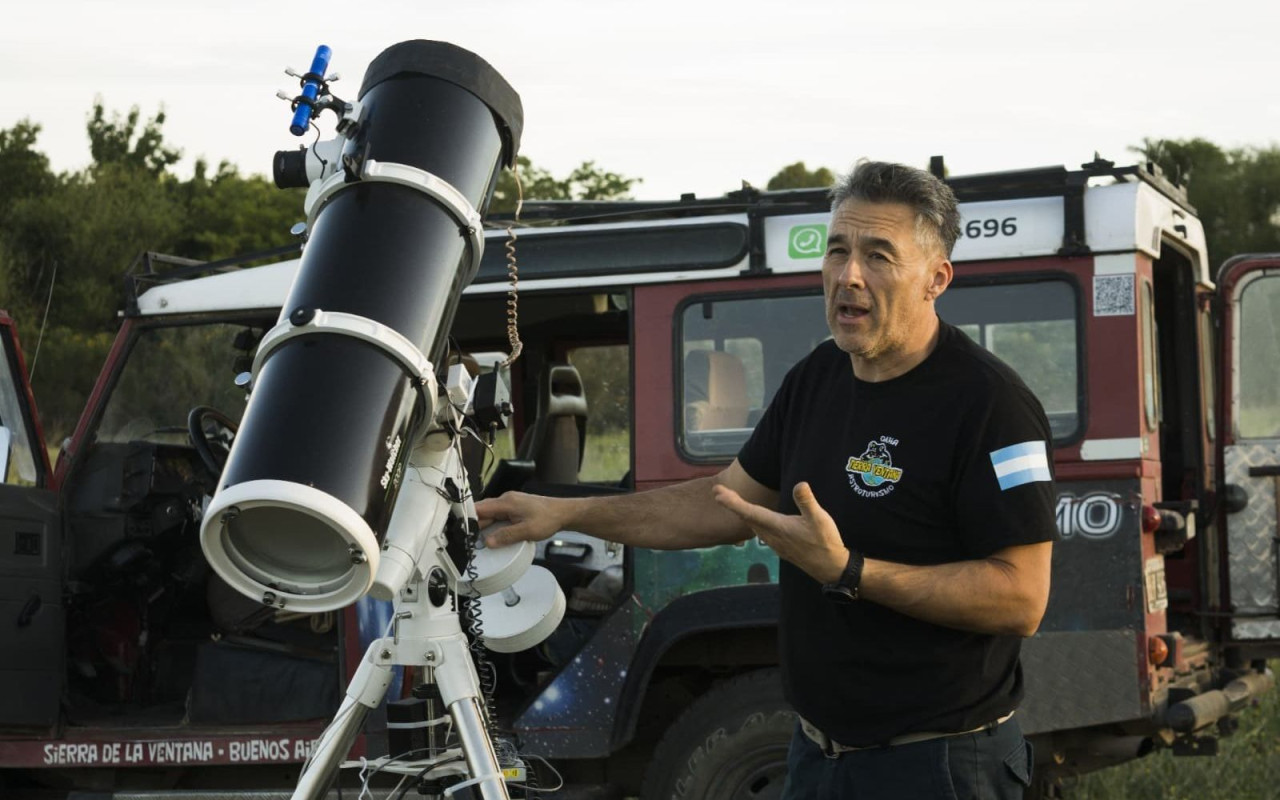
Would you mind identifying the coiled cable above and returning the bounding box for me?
[452,435,504,753]
[502,159,524,367]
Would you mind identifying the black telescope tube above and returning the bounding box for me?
[211,41,520,602]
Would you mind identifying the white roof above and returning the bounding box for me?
[133,180,1210,317]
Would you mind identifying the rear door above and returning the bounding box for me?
[1218,256,1280,645]
[0,312,63,730]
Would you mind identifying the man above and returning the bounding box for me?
[477,161,1056,799]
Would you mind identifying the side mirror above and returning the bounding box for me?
[0,425,11,482]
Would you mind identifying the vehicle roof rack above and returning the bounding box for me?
[489,157,1195,228]
[122,244,302,316]
[118,157,1195,307]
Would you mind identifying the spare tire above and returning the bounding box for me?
[640,668,795,800]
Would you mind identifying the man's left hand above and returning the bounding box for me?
[713,482,849,585]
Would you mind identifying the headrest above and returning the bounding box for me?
[542,363,587,418]
[684,349,747,405]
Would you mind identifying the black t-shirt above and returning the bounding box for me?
[737,320,1058,746]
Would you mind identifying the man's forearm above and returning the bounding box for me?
[859,553,1049,637]
[559,476,751,550]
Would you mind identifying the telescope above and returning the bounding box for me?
[198,41,564,799]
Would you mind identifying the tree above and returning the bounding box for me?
[489,156,640,214]
[766,161,835,191]
[0,105,300,437]
[86,101,182,176]
[0,121,54,222]
[1133,138,1280,262]
[173,159,304,261]
[0,120,56,317]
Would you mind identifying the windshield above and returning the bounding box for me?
[97,322,265,444]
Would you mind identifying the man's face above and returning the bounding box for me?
[822,199,949,362]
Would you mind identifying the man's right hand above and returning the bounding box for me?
[475,492,573,548]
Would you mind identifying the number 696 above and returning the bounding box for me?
[963,217,1017,238]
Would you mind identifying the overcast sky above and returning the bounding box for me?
[3,0,1277,200]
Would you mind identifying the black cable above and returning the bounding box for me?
[523,755,541,800]
[393,756,466,800]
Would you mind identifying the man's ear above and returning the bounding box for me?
[925,257,954,301]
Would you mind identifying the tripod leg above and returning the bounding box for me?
[450,696,508,800]
[292,641,395,800]
[427,633,509,800]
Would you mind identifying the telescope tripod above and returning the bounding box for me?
[292,424,528,800]
[293,590,508,800]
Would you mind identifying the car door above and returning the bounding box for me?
[1218,256,1280,645]
[0,312,63,730]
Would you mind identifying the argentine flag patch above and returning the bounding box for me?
[989,441,1051,491]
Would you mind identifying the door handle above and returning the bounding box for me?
[16,594,41,628]
[545,540,591,562]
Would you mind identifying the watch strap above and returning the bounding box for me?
[822,548,864,603]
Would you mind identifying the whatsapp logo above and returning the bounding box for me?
[788,224,827,259]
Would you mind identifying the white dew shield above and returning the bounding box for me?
[201,41,522,612]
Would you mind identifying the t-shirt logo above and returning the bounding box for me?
[846,437,904,498]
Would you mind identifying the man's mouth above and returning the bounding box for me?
[835,303,870,323]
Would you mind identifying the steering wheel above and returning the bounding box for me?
[187,406,239,479]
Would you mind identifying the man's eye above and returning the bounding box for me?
[868,251,888,261]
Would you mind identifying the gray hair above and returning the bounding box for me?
[830,160,961,257]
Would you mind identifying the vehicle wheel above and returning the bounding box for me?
[640,668,795,800]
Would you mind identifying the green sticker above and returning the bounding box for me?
[788,224,827,259]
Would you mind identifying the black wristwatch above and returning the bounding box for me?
[822,549,864,604]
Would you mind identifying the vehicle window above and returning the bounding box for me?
[0,333,39,486]
[942,280,1081,443]
[1139,281,1161,432]
[1199,307,1216,442]
[1237,274,1280,439]
[98,324,255,444]
[679,294,829,459]
[678,281,1082,461]
[568,344,631,482]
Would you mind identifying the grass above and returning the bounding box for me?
[479,426,631,486]
[1065,663,1280,799]
[579,428,630,484]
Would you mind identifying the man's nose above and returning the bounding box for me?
[833,255,865,288]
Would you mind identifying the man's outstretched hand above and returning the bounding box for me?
[713,482,849,585]
[475,492,570,548]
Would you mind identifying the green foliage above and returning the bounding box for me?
[0,120,54,222]
[579,428,629,484]
[568,344,631,482]
[23,325,115,442]
[86,101,182,177]
[1237,271,1280,437]
[0,113,635,443]
[1067,663,1280,798]
[7,163,185,327]
[172,160,305,261]
[766,161,835,191]
[0,105,301,441]
[96,323,252,444]
[490,156,640,214]
[1134,138,1280,264]
[0,121,55,317]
